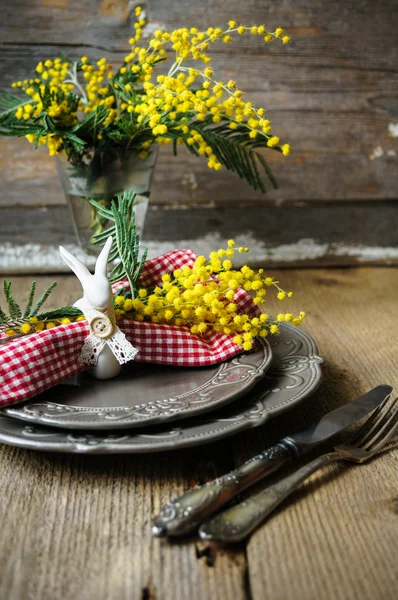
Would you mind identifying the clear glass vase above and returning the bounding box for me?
[55,146,157,254]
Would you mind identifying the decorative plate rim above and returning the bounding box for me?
[0,324,323,454]
[2,337,272,430]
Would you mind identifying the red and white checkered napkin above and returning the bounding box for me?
[0,249,260,407]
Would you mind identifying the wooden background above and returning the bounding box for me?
[0,0,398,268]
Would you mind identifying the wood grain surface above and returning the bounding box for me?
[0,267,397,600]
[1,0,398,206]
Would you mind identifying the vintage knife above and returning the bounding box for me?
[152,385,392,537]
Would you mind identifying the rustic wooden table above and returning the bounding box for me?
[0,268,397,600]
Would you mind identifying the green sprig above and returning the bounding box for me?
[187,119,278,191]
[90,190,148,297]
[0,280,80,336]
[30,282,58,316]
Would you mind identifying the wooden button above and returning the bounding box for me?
[89,314,114,339]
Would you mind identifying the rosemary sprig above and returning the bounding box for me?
[90,190,148,297]
[0,280,80,337]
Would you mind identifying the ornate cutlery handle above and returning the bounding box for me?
[152,443,292,537]
[199,451,341,543]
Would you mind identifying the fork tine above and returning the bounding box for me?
[361,401,398,452]
[349,392,392,445]
[365,418,398,455]
[357,396,398,448]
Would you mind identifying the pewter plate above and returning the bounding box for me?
[0,324,323,453]
[3,338,272,430]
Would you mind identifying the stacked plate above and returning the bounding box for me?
[0,323,323,454]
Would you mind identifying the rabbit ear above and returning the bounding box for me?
[95,236,113,277]
[59,246,92,287]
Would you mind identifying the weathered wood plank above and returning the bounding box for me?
[240,267,398,600]
[1,111,397,206]
[0,202,397,273]
[0,267,397,599]
[0,445,248,600]
[0,0,397,205]
[2,44,398,95]
[2,0,398,69]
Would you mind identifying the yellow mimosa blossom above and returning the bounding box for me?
[3,7,291,188]
[110,238,304,351]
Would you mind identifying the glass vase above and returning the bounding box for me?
[55,146,157,254]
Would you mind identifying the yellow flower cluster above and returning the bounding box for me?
[8,6,291,166]
[113,16,291,160]
[12,59,73,97]
[80,56,117,125]
[138,69,290,160]
[4,314,86,338]
[113,240,304,351]
[151,21,290,65]
[11,57,78,155]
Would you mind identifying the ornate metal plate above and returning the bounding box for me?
[3,338,272,430]
[0,324,323,453]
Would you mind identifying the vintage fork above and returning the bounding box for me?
[199,394,398,543]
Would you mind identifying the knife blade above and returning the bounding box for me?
[282,384,393,451]
[152,385,392,538]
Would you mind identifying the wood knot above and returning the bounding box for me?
[390,496,398,515]
[195,540,217,567]
[141,583,156,600]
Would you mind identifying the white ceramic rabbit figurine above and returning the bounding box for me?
[59,236,138,379]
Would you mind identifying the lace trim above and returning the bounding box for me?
[107,328,139,364]
[79,335,106,366]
